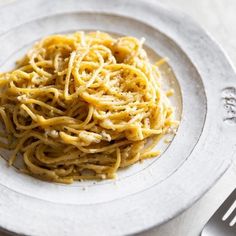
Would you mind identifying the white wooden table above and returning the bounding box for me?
[0,0,235,235]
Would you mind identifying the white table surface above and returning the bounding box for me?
[0,0,235,235]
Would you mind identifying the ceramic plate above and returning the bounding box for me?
[0,0,235,235]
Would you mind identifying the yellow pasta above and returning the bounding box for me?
[0,31,176,183]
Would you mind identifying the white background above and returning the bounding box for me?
[0,0,235,235]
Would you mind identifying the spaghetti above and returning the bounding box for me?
[0,31,176,183]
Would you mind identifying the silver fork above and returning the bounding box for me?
[201,188,236,236]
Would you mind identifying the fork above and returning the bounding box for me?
[201,188,236,236]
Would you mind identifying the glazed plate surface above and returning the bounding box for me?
[0,0,235,235]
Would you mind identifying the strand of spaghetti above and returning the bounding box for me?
[12,70,31,79]
[0,107,14,133]
[23,149,59,180]
[105,64,149,85]
[13,106,39,130]
[20,104,37,121]
[112,148,121,176]
[79,164,111,173]
[54,166,74,177]
[36,146,82,164]
[140,150,161,160]
[0,32,176,182]
[9,130,61,165]
[9,130,31,165]
[121,153,141,167]
[21,140,42,152]
[22,99,65,115]
[71,48,93,87]
[60,131,132,153]
[29,55,52,78]
[64,51,76,99]
[36,115,78,126]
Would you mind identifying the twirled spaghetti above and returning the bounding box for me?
[0,31,176,183]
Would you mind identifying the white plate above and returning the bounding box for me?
[0,0,235,235]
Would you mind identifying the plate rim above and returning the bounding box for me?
[0,0,235,235]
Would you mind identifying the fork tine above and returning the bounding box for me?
[230,214,236,227]
[226,206,236,227]
[201,188,236,236]
[211,188,236,220]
